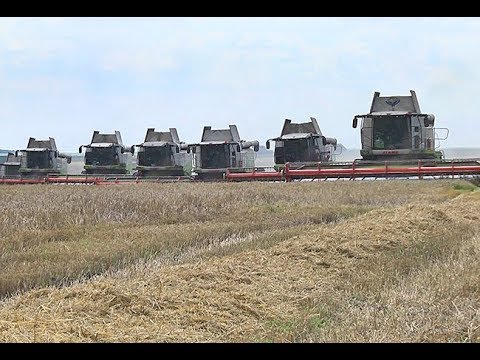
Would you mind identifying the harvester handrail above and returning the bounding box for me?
[435,127,449,141]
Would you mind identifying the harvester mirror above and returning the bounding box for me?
[130,145,135,154]
[424,114,435,127]
[67,157,72,164]
[15,150,19,157]
[78,145,83,154]
[321,136,327,146]
[176,145,180,153]
[266,140,270,150]
[352,117,358,128]
[121,147,125,154]
[236,144,241,152]
[254,143,259,152]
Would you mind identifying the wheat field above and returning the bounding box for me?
[0,180,478,342]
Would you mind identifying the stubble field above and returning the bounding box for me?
[0,180,478,342]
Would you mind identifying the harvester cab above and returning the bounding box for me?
[0,152,21,177]
[266,117,338,169]
[187,125,259,180]
[16,137,71,177]
[79,130,128,175]
[352,90,448,161]
[131,128,190,177]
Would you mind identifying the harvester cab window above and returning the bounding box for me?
[374,133,385,149]
[200,144,229,169]
[86,147,117,166]
[373,116,410,150]
[284,138,309,163]
[50,151,56,166]
[230,145,237,168]
[26,151,50,169]
[139,146,173,167]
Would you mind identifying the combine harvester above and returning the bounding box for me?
[79,130,129,175]
[226,117,339,181]
[227,90,480,182]
[267,117,338,169]
[352,90,444,161]
[0,137,72,184]
[0,152,21,177]
[187,125,259,180]
[130,127,191,180]
[3,90,480,185]
[31,130,136,185]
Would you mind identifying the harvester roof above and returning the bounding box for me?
[201,125,241,143]
[89,143,117,148]
[3,153,21,165]
[90,131,123,146]
[199,141,232,145]
[281,133,317,140]
[144,128,181,144]
[25,137,57,151]
[368,90,422,115]
[25,148,51,152]
[142,141,171,147]
[280,118,323,137]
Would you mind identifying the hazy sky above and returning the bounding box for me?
[1,17,479,152]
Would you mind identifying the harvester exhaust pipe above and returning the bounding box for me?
[265,138,279,150]
[58,152,72,164]
[240,140,260,152]
[323,137,337,147]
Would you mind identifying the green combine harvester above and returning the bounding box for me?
[130,128,191,177]
[16,137,71,177]
[266,117,338,171]
[187,125,259,180]
[352,90,446,162]
[79,130,129,175]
